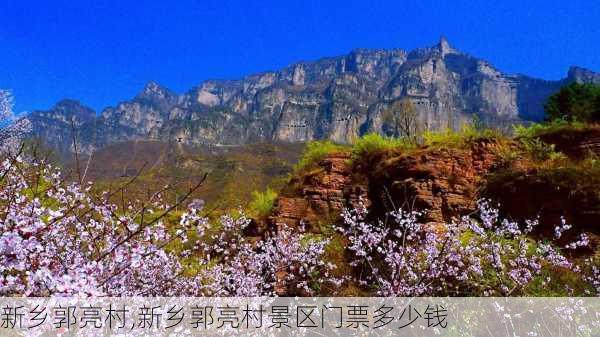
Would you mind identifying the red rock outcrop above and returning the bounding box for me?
[269,153,368,233]
[269,139,503,230]
[269,133,599,243]
[364,139,502,224]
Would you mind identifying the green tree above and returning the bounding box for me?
[248,187,278,218]
[544,82,600,122]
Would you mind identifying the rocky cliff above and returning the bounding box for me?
[28,38,600,153]
[269,139,503,232]
[268,132,600,252]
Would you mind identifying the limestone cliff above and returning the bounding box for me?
[28,39,600,153]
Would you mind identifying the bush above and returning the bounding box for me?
[294,140,348,171]
[422,128,466,147]
[248,187,278,218]
[351,133,414,159]
[519,137,566,163]
[422,123,500,148]
[513,118,585,139]
[493,143,521,168]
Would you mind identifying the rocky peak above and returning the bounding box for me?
[437,36,457,56]
[342,48,407,78]
[136,81,177,102]
[30,99,95,125]
[129,81,180,116]
[567,66,600,84]
[27,39,600,153]
[26,99,96,155]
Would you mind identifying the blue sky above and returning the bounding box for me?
[1,0,599,113]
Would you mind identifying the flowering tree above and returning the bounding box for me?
[0,154,194,296]
[0,149,332,296]
[1,147,596,297]
[0,91,596,297]
[337,199,598,296]
[196,221,333,296]
[0,90,31,153]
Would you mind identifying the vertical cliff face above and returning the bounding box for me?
[28,39,600,153]
[28,99,95,153]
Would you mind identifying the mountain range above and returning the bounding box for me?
[28,38,600,154]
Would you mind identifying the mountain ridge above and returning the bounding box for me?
[28,38,600,154]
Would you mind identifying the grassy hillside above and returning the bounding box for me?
[61,140,304,215]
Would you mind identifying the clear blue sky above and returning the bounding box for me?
[1,0,599,113]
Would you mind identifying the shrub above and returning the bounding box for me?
[248,187,278,218]
[351,133,414,159]
[519,137,566,163]
[3,150,597,297]
[492,143,521,169]
[422,123,499,148]
[294,140,347,171]
[422,128,466,148]
[198,223,332,296]
[513,118,585,139]
[0,90,31,153]
[0,154,204,296]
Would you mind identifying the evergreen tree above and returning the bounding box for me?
[544,82,600,122]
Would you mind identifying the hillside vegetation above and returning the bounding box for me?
[64,141,304,217]
[10,82,597,298]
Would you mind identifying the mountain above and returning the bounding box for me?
[28,38,600,154]
[28,99,95,153]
